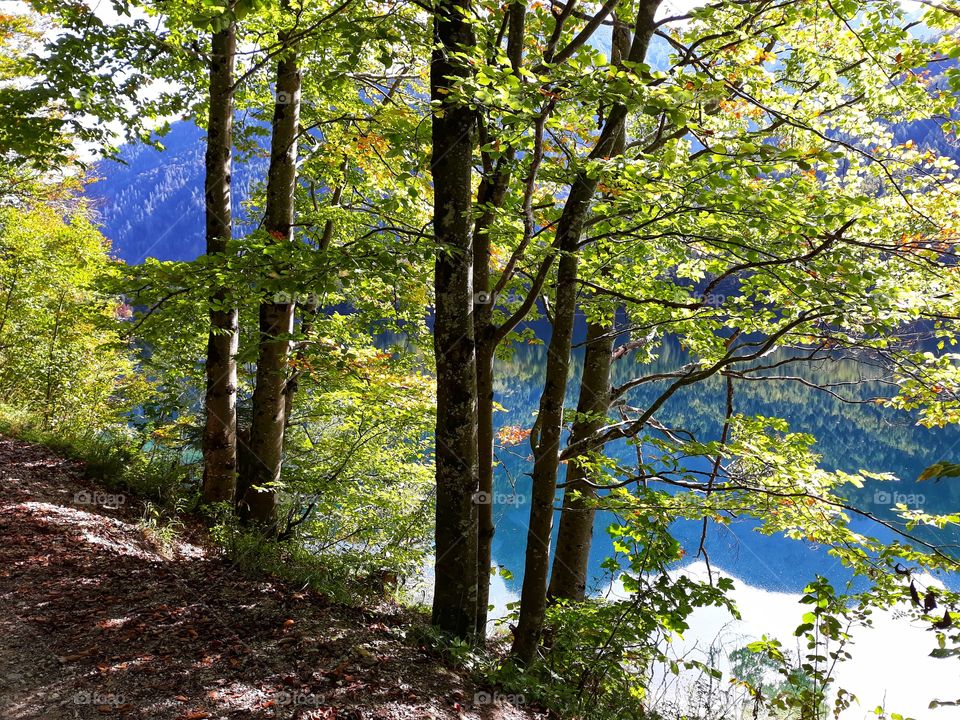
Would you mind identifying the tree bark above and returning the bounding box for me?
[431,0,480,640]
[509,187,585,664]
[475,333,495,634]
[547,319,614,601]
[202,22,239,504]
[241,37,302,528]
[474,0,525,638]
[510,0,660,665]
[546,14,629,602]
[43,291,66,430]
[473,164,513,638]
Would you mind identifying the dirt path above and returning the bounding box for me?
[0,437,539,720]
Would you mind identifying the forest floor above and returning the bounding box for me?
[0,436,544,720]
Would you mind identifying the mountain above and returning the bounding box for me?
[85,122,265,264]
[88,90,957,265]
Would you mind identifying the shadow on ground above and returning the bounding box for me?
[0,437,539,720]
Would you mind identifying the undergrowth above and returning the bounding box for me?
[0,407,408,606]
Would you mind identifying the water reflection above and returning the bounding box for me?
[489,333,960,597]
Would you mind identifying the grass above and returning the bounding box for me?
[0,405,405,606]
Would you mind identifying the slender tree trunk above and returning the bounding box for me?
[547,319,614,601]
[242,39,302,527]
[0,275,18,339]
[474,0,525,638]
[201,22,239,504]
[473,171,510,639]
[510,1,660,664]
[43,291,66,430]
[547,17,628,601]
[509,194,584,664]
[281,180,343,428]
[431,0,480,640]
[475,335,495,634]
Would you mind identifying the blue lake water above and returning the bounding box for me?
[486,334,960,600]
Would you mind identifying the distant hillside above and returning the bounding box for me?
[85,122,265,264]
[87,93,957,265]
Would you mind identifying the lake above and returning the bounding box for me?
[478,330,960,716]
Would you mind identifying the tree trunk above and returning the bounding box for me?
[547,319,614,601]
[282,181,342,428]
[475,336,495,635]
[431,0,480,640]
[202,22,239,504]
[242,38,302,528]
[547,16,627,601]
[509,194,584,664]
[43,291,66,430]
[510,0,660,664]
[473,170,510,639]
[474,0,525,638]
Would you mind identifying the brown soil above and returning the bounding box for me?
[0,436,544,720]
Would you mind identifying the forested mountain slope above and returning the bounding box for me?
[87,111,958,265]
[85,121,266,263]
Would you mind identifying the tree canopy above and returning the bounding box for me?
[2,0,960,717]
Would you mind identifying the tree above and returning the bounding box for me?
[472,0,528,636]
[241,6,302,526]
[446,0,665,641]
[0,194,140,431]
[511,0,662,664]
[430,0,481,640]
[201,7,240,504]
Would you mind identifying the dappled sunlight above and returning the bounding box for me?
[4,0,960,715]
[0,436,533,719]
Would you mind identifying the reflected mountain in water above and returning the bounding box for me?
[489,333,960,596]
